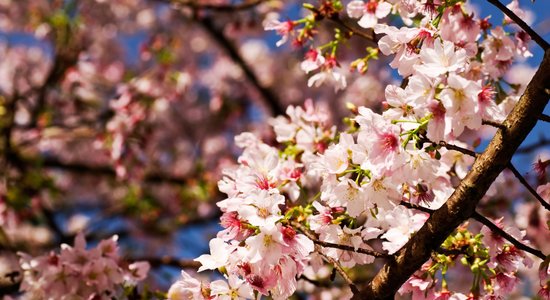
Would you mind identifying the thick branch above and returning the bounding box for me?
[354,49,550,299]
[486,0,549,50]
[540,113,550,123]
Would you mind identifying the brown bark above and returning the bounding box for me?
[353,49,550,299]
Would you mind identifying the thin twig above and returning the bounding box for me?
[41,207,73,244]
[291,221,361,294]
[507,163,550,211]
[298,274,331,287]
[471,211,546,260]
[306,7,377,45]
[131,256,202,269]
[21,153,189,185]
[328,14,377,44]
[482,119,506,130]
[424,139,550,211]
[486,0,549,50]
[317,248,359,293]
[420,137,479,158]
[434,141,550,211]
[198,17,286,116]
[29,46,80,127]
[400,201,547,260]
[314,239,386,258]
[437,140,479,157]
[399,201,434,214]
[435,247,468,256]
[540,114,550,123]
[291,221,387,258]
[516,136,550,154]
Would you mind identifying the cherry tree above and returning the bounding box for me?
[0,0,549,299]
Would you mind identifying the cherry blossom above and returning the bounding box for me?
[348,0,393,28]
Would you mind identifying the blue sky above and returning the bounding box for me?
[476,1,550,174]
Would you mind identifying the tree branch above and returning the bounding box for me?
[298,274,331,288]
[318,248,359,294]
[516,136,550,154]
[353,49,550,299]
[29,45,81,127]
[328,14,377,45]
[291,221,387,258]
[471,211,546,259]
[482,119,506,130]
[131,256,202,269]
[21,153,189,185]
[438,140,479,157]
[486,0,549,50]
[507,163,550,211]
[197,17,286,116]
[163,0,266,12]
[400,202,546,260]
[399,201,435,214]
[291,221,360,293]
[540,113,550,123]
[307,7,377,46]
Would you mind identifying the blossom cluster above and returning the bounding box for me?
[168,93,470,298]
[18,233,150,300]
[169,102,335,299]
[399,220,536,298]
[164,0,547,298]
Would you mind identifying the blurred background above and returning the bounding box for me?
[0,0,549,295]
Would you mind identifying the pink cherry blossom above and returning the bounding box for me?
[263,18,295,47]
[168,270,208,300]
[348,0,393,29]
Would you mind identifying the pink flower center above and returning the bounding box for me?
[460,13,476,29]
[288,168,302,180]
[220,212,242,229]
[305,49,319,61]
[315,140,328,153]
[324,55,338,69]
[422,0,437,16]
[429,100,446,120]
[256,175,275,190]
[365,1,378,13]
[248,275,266,289]
[381,132,398,153]
[48,254,59,266]
[478,85,495,104]
[281,21,294,34]
[282,226,296,243]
